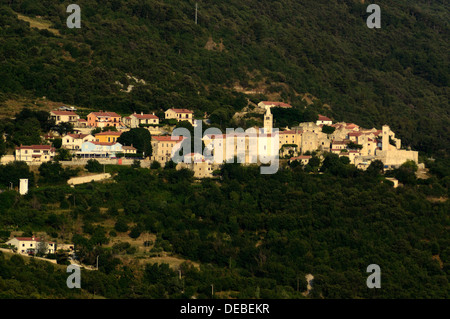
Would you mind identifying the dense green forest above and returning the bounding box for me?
[0,0,448,299]
[0,155,448,298]
[0,0,448,154]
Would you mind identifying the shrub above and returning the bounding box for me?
[114,219,129,233]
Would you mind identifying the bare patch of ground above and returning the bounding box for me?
[17,13,60,35]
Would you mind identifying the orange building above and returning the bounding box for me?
[87,111,123,128]
[95,130,122,143]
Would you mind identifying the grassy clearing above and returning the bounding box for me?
[17,13,60,35]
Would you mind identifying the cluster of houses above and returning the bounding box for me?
[10,101,418,177]
[13,107,196,163]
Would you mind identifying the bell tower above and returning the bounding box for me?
[264,107,273,134]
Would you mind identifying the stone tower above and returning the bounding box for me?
[382,125,390,151]
[264,107,273,134]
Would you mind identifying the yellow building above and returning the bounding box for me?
[95,131,122,143]
[150,135,185,164]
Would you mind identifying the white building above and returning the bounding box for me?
[124,112,159,128]
[77,141,123,158]
[15,145,56,163]
[19,179,28,195]
[50,110,80,125]
[62,133,96,151]
[6,236,56,255]
[165,108,194,125]
[316,114,333,126]
[176,153,215,178]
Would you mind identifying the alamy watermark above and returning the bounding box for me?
[366,4,381,29]
[66,264,81,289]
[170,120,280,175]
[366,264,381,288]
[66,4,81,29]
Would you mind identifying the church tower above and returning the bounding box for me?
[264,107,273,134]
[382,125,390,151]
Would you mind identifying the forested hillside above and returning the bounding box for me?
[0,0,448,154]
[0,156,449,298]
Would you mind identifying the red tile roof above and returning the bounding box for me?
[13,237,55,244]
[332,140,349,145]
[89,111,121,118]
[15,145,54,151]
[290,155,312,161]
[318,114,332,121]
[131,113,159,119]
[168,108,193,114]
[95,131,122,136]
[67,133,90,139]
[153,136,185,142]
[280,130,303,135]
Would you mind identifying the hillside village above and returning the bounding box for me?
[0,100,423,266]
[1,101,419,181]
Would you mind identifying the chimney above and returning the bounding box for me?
[141,112,143,115]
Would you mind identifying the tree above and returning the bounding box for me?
[304,156,321,172]
[36,240,48,257]
[114,219,129,233]
[52,138,62,149]
[366,160,384,176]
[129,226,142,239]
[117,128,152,157]
[0,137,6,159]
[321,125,336,135]
[131,159,141,168]
[54,148,72,161]
[38,161,74,184]
[53,122,74,136]
[347,142,363,150]
[150,161,161,169]
[164,160,176,169]
[85,159,103,173]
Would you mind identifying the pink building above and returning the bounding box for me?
[87,111,123,128]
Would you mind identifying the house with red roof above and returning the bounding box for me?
[150,135,185,164]
[176,153,215,178]
[87,111,123,128]
[94,130,122,143]
[15,145,55,163]
[164,108,194,125]
[6,236,56,255]
[316,114,333,126]
[125,112,160,128]
[289,155,312,165]
[62,133,95,151]
[50,110,80,125]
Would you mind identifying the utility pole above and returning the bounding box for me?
[195,3,198,25]
[96,255,99,270]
